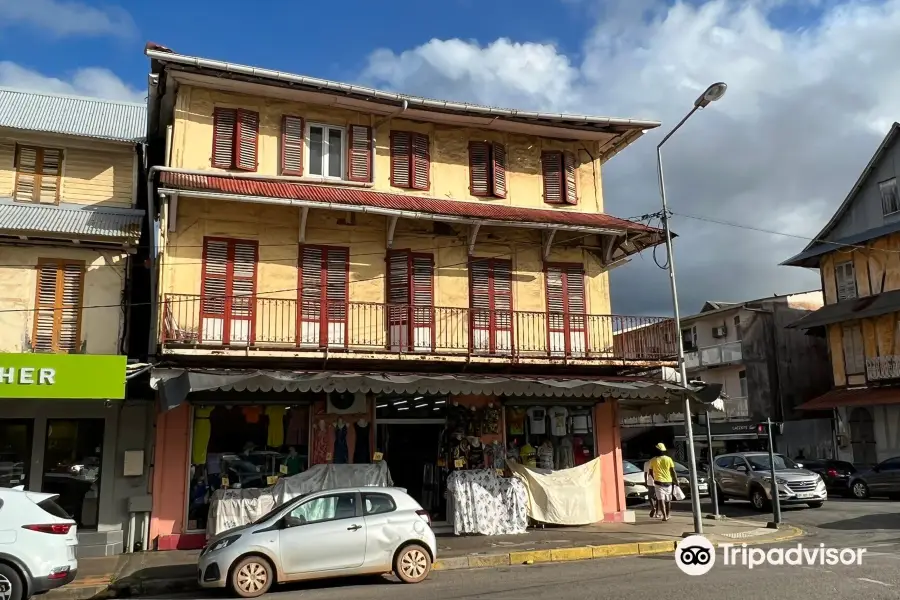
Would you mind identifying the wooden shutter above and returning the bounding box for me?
[299,245,350,346]
[201,239,229,320]
[563,151,578,205]
[234,109,259,171]
[390,131,411,188]
[325,248,350,342]
[411,133,430,190]
[836,261,857,301]
[14,145,38,202]
[32,259,83,353]
[39,149,62,204]
[542,151,564,204]
[231,242,257,320]
[842,323,865,375]
[470,258,512,353]
[387,251,433,350]
[299,246,323,331]
[281,116,304,176]
[15,145,61,204]
[347,125,373,182]
[200,238,258,344]
[545,264,586,355]
[492,142,507,199]
[212,108,237,169]
[411,255,434,348]
[469,141,491,196]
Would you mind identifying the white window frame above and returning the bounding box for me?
[880,178,900,216]
[835,260,857,301]
[306,123,346,180]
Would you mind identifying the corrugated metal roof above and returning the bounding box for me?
[0,88,146,143]
[159,172,659,235]
[797,387,900,411]
[786,290,900,330]
[0,201,143,243]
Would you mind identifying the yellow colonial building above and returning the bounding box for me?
[144,44,683,550]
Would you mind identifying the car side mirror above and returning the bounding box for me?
[283,514,305,528]
[735,465,747,473]
[795,463,803,469]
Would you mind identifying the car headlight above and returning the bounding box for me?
[624,481,636,487]
[762,476,788,485]
[677,477,689,484]
[207,534,241,553]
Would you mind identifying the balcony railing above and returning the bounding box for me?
[162,294,677,361]
[684,341,743,370]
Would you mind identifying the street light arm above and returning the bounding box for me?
[657,105,701,150]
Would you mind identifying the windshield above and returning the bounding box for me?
[673,462,689,474]
[747,455,796,471]
[623,461,641,475]
[251,495,306,525]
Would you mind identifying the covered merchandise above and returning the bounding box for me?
[446,469,528,536]
[207,487,277,536]
[272,461,393,504]
[507,458,603,525]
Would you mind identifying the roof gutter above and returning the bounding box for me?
[145,49,661,131]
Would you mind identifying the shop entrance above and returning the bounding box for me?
[0,419,33,489]
[377,421,446,519]
[41,418,104,529]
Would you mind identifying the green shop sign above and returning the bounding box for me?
[0,354,126,400]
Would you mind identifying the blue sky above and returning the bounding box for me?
[0,0,897,315]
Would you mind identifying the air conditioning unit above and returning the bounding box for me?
[712,326,727,338]
[327,391,367,414]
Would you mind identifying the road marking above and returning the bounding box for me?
[858,578,893,587]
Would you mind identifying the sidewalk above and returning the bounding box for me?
[48,514,802,599]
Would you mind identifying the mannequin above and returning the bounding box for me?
[312,419,328,465]
[333,418,349,464]
[353,418,371,463]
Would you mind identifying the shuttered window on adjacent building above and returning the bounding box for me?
[390,131,430,190]
[200,237,258,344]
[469,141,507,198]
[541,150,578,205]
[32,259,84,353]
[387,250,434,351]
[298,245,350,346]
[212,108,259,171]
[15,145,63,204]
[545,263,587,356]
[280,115,304,176]
[842,323,865,375]
[835,260,857,301]
[470,258,513,353]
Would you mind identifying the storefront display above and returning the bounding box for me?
[504,404,596,470]
[446,469,528,535]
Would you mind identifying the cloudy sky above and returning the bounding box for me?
[2,0,896,316]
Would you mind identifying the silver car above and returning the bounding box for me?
[198,487,437,597]
[711,452,827,511]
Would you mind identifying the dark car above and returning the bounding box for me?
[848,456,900,500]
[799,459,856,495]
[627,458,709,496]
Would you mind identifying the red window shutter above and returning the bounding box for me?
[201,239,229,317]
[390,131,411,188]
[563,151,578,205]
[491,142,507,199]
[212,108,236,169]
[299,246,323,327]
[469,141,491,197]
[411,255,434,330]
[281,116,304,176]
[201,237,258,344]
[546,265,565,318]
[325,247,349,327]
[411,133,430,190]
[470,258,512,353]
[348,125,373,182]
[230,242,257,319]
[234,109,259,171]
[542,151,564,204]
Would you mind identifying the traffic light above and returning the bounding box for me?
[757,422,784,435]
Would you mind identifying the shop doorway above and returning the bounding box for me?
[377,421,445,519]
[0,419,33,488]
[41,419,104,529]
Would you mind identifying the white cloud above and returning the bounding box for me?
[0,0,135,38]
[0,62,144,103]
[361,0,900,315]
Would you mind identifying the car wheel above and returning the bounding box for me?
[394,544,431,584]
[807,502,824,508]
[230,556,274,598]
[0,563,24,600]
[851,481,869,499]
[750,486,770,511]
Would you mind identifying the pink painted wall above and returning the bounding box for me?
[595,400,626,517]
[149,403,191,546]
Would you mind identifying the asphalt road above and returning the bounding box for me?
[154,497,900,600]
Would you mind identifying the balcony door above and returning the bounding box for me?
[387,251,434,352]
[545,264,586,357]
[470,258,512,354]
[200,237,258,345]
[298,245,349,348]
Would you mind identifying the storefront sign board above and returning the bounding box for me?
[0,353,126,399]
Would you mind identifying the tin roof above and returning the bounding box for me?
[0,88,146,143]
[0,200,144,243]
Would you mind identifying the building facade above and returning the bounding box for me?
[143,44,683,550]
[784,122,900,467]
[0,89,150,556]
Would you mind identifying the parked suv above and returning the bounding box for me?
[711,452,827,511]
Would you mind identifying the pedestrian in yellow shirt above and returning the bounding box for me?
[649,443,678,521]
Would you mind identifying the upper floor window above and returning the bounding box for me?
[307,123,345,179]
[33,259,84,353]
[541,151,577,205]
[200,237,258,345]
[545,263,586,356]
[212,107,259,171]
[469,142,507,198]
[387,250,434,351]
[880,178,900,216]
[298,245,350,347]
[681,326,697,350]
[470,258,513,354]
[390,131,430,190]
[842,323,865,376]
[15,145,62,204]
[738,370,748,397]
[734,315,742,341]
[835,260,857,301]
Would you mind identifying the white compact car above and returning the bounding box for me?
[623,461,650,503]
[0,487,78,600]
[198,486,437,598]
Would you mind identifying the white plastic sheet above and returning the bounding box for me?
[207,487,277,537]
[507,458,604,525]
[446,470,528,535]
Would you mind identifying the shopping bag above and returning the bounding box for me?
[673,485,686,501]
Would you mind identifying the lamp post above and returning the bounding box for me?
[656,82,727,536]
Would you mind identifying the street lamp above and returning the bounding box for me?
[656,82,727,536]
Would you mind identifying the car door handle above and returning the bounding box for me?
[347,524,362,531]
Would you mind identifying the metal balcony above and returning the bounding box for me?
[683,341,743,370]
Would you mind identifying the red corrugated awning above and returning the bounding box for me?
[158,172,660,236]
[797,387,900,410]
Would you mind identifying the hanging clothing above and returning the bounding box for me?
[286,406,309,446]
[482,405,501,434]
[242,406,262,424]
[549,406,569,436]
[506,408,527,435]
[448,404,470,436]
[491,441,506,469]
[526,407,547,435]
[192,406,214,465]
[265,406,286,448]
[556,436,575,470]
[353,422,371,463]
[537,441,554,470]
[333,424,349,464]
[311,422,329,465]
[468,440,485,470]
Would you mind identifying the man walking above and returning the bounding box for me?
[649,443,678,521]
[643,458,657,518]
